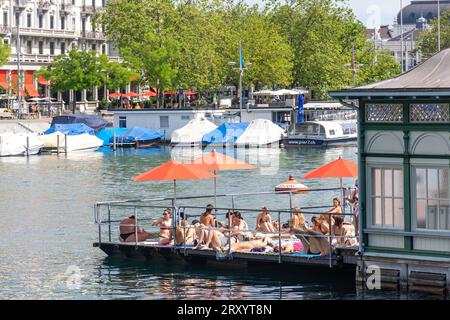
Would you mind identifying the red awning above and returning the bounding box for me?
[122,92,139,97]
[38,76,50,86]
[0,70,10,89]
[129,76,138,82]
[25,71,40,97]
[11,71,26,97]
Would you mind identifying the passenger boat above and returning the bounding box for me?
[282,120,357,147]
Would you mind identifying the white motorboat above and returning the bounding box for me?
[0,132,44,156]
[38,132,103,152]
[283,120,357,147]
[235,119,286,147]
[171,118,218,147]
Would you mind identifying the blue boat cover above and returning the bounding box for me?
[96,128,128,146]
[202,122,249,145]
[51,114,112,132]
[109,127,164,144]
[43,123,95,135]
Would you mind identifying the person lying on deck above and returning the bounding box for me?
[256,206,276,233]
[222,237,271,253]
[119,215,151,242]
[151,209,173,245]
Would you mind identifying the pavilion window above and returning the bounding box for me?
[118,116,127,128]
[410,104,450,123]
[414,167,450,231]
[160,116,169,128]
[365,104,403,122]
[370,167,404,229]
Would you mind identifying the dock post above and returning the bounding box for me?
[329,213,333,268]
[26,135,29,157]
[289,192,293,219]
[134,207,138,245]
[64,134,68,154]
[113,130,116,151]
[107,205,111,242]
[57,134,60,155]
[229,196,235,257]
[278,211,282,264]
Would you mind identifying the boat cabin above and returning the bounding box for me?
[289,121,347,139]
[330,48,450,292]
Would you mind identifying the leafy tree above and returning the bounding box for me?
[416,11,450,59]
[0,39,10,66]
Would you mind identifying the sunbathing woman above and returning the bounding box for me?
[230,211,253,241]
[223,237,271,252]
[256,206,276,233]
[152,209,173,245]
[200,204,216,228]
[331,216,357,246]
[196,228,236,251]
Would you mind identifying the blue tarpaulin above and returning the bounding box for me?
[202,122,249,145]
[297,94,304,123]
[51,114,112,132]
[96,128,128,146]
[43,123,95,135]
[109,127,164,144]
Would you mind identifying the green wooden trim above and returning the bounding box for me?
[365,246,450,258]
[359,101,368,247]
[362,123,450,131]
[363,153,450,159]
[403,131,413,250]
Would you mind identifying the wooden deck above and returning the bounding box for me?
[93,241,358,270]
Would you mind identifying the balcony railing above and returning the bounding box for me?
[38,1,51,11]
[18,27,77,38]
[60,3,72,13]
[0,25,10,34]
[81,31,105,40]
[81,5,95,14]
[10,53,53,64]
[14,0,28,9]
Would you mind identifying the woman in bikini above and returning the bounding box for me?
[176,219,197,245]
[152,209,173,245]
[255,207,276,233]
[119,215,151,242]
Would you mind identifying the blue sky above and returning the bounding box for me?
[248,0,413,27]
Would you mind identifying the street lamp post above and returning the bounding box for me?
[16,18,21,115]
[438,0,441,52]
[229,42,251,122]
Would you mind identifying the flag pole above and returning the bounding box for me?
[438,0,441,52]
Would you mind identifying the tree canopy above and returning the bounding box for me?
[0,39,10,67]
[416,11,450,59]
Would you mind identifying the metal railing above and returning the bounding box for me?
[94,189,358,268]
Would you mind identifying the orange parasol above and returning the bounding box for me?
[303,156,357,204]
[122,92,140,98]
[141,91,157,97]
[108,92,122,98]
[190,150,255,205]
[131,160,217,206]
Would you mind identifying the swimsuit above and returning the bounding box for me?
[120,232,134,241]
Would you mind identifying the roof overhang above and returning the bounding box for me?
[329,88,450,99]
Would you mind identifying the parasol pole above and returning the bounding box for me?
[214,170,217,208]
[340,177,344,215]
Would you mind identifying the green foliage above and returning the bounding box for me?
[416,11,450,59]
[0,39,11,66]
[37,48,137,98]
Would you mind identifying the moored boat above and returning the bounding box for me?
[283,120,357,147]
[0,132,44,156]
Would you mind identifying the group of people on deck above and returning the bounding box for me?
[118,191,358,256]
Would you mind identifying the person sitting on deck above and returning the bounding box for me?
[119,215,151,242]
[200,204,216,228]
[331,216,357,247]
[230,211,253,241]
[311,216,330,235]
[256,206,276,233]
[151,209,173,245]
[327,197,343,219]
[175,219,197,246]
[289,216,330,256]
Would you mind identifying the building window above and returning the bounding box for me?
[160,116,169,128]
[101,44,106,54]
[26,40,32,54]
[50,15,54,29]
[38,14,43,28]
[91,43,96,51]
[61,16,65,30]
[366,104,403,122]
[38,41,44,54]
[181,115,190,120]
[370,167,404,228]
[118,116,127,128]
[27,13,31,28]
[414,167,450,231]
[60,42,66,54]
[81,18,86,33]
[72,17,75,31]
[15,12,20,27]
[3,12,8,26]
[410,104,450,123]
[49,42,54,55]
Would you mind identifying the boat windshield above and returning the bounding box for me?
[292,123,325,136]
